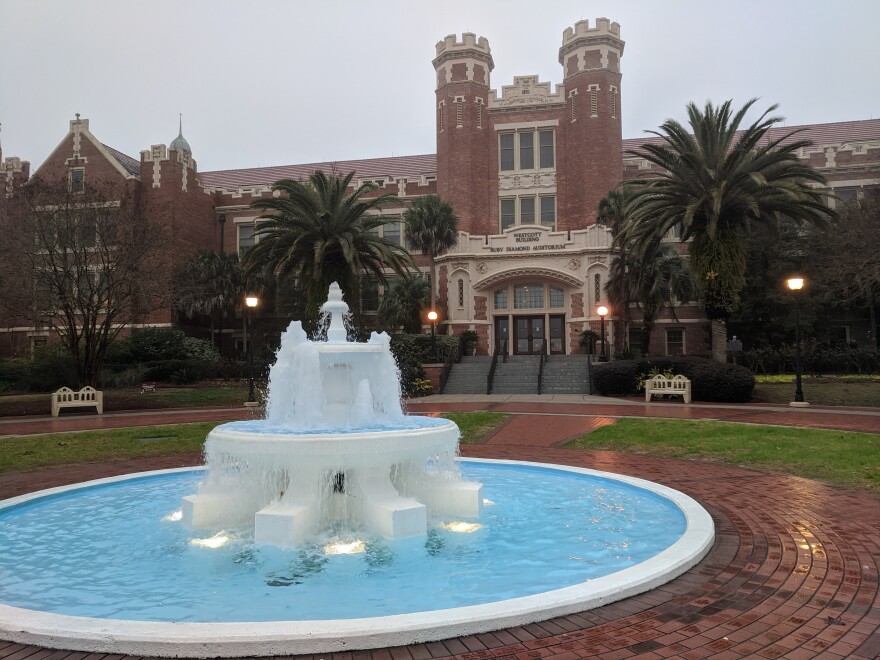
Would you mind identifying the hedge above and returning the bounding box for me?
[592,356,755,402]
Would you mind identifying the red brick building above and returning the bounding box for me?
[2,18,879,358]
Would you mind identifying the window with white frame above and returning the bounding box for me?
[494,289,508,309]
[500,195,556,231]
[549,286,564,308]
[628,326,642,350]
[69,168,85,193]
[237,224,256,254]
[666,328,685,355]
[513,283,545,309]
[498,129,556,172]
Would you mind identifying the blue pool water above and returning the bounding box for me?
[0,462,686,622]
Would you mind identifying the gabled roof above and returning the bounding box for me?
[198,154,436,191]
[102,143,141,176]
[622,118,880,155]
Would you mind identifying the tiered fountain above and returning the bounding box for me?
[182,282,482,546]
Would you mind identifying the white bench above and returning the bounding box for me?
[51,386,104,416]
[645,374,691,403]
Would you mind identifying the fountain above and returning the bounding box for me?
[0,282,715,657]
[182,282,482,546]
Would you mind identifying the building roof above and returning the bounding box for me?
[622,118,880,155]
[102,143,141,176]
[197,119,880,190]
[198,154,437,191]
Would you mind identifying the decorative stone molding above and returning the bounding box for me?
[474,266,583,291]
[498,171,557,193]
[489,76,565,108]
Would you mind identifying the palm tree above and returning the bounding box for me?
[403,195,458,310]
[606,238,695,355]
[376,272,431,334]
[173,250,245,356]
[624,99,835,361]
[244,171,413,318]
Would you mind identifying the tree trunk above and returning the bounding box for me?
[428,254,436,311]
[711,319,727,363]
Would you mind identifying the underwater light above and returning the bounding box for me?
[441,521,484,534]
[190,532,232,549]
[323,539,366,555]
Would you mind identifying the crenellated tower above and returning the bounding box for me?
[556,18,624,226]
[433,33,494,235]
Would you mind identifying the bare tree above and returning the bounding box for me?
[0,178,171,386]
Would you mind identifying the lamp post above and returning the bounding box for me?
[245,295,259,405]
[786,277,808,407]
[427,309,439,362]
[597,305,609,362]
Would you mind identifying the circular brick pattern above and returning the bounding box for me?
[1,406,878,659]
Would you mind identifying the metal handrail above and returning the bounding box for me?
[438,340,459,394]
[537,339,547,395]
[487,349,500,395]
[587,350,595,395]
[501,338,508,363]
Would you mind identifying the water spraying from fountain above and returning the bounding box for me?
[181,282,483,547]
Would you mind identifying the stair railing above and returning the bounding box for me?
[537,339,547,395]
[487,346,500,395]
[587,349,595,395]
[438,339,460,394]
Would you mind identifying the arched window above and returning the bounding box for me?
[457,279,464,308]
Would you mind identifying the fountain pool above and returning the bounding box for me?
[0,459,713,656]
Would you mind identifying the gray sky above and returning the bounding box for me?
[2,0,879,173]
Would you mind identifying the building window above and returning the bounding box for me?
[476,98,483,128]
[628,326,642,350]
[539,130,555,168]
[829,325,850,345]
[519,131,534,170]
[69,168,85,193]
[237,224,256,254]
[594,273,601,304]
[835,187,858,207]
[457,279,464,308]
[520,197,535,225]
[500,198,516,231]
[610,86,618,118]
[438,102,445,132]
[382,218,401,246]
[540,196,556,229]
[499,129,555,171]
[499,133,515,171]
[589,86,598,117]
[549,286,564,308]
[455,96,464,127]
[500,195,556,231]
[494,289,508,309]
[361,277,380,312]
[30,336,48,353]
[569,90,577,122]
[666,329,685,355]
[514,283,544,309]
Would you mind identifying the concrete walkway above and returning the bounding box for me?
[1,396,878,659]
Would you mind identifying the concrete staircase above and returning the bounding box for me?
[539,355,592,395]
[491,355,540,394]
[441,356,493,394]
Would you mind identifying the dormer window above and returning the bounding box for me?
[69,168,85,193]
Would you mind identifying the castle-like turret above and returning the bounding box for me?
[433,34,495,235]
[556,18,625,226]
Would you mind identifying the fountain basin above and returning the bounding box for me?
[0,459,714,657]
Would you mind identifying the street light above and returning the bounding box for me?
[427,309,439,362]
[597,305,609,362]
[786,277,808,407]
[244,295,259,405]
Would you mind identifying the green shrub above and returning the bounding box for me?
[106,328,219,364]
[739,341,880,375]
[593,356,755,402]
[578,330,600,355]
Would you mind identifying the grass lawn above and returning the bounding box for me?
[0,413,507,474]
[752,375,880,407]
[0,385,253,417]
[0,422,220,473]
[443,412,508,444]
[565,418,880,494]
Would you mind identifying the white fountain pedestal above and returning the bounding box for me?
[184,420,483,548]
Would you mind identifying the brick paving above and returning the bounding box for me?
[1,399,879,659]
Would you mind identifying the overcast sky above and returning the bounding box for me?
[2,0,879,173]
